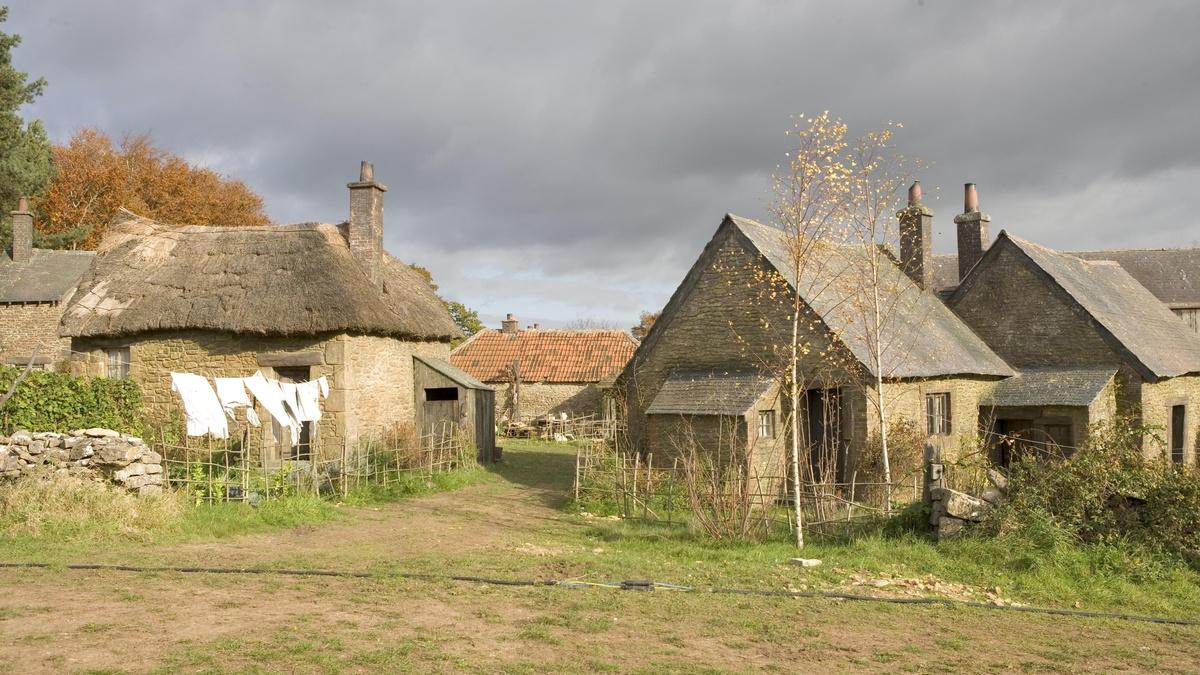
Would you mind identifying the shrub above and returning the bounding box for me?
[0,365,143,434]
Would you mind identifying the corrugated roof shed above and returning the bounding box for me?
[999,233,1200,379]
[450,329,637,383]
[0,249,95,303]
[646,368,774,416]
[982,367,1116,407]
[729,215,1012,379]
[1071,248,1200,309]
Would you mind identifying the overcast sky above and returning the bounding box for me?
[10,1,1200,329]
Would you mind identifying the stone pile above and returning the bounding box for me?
[929,469,1008,540]
[0,428,164,496]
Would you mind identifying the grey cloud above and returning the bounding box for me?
[8,0,1200,325]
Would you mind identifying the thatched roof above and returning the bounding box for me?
[729,215,1012,379]
[61,209,458,340]
[0,249,95,303]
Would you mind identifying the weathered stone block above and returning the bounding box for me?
[10,431,32,444]
[140,450,162,464]
[96,444,141,466]
[144,463,163,475]
[69,443,94,461]
[27,440,45,455]
[84,428,120,438]
[987,468,1009,492]
[940,488,991,522]
[937,516,965,540]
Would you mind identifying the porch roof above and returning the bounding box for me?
[646,368,774,416]
[981,367,1116,408]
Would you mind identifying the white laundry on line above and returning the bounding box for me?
[214,377,260,426]
[243,372,300,442]
[294,380,323,422]
[170,372,229,439]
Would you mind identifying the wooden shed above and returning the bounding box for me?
[413,355,497,462]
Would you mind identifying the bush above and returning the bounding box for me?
[0,365,143,434]
[984,418,1200,562]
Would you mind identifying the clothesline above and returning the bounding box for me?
[170,369,329,441]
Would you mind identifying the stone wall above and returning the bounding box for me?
[344,335,450,442]
[0,428,164,496]
[495,381,603,422]
[1139,373,1200,463]
[949,242,1123,370]
[864,377,1000,467]
[71,331,344,459]
[0,301,69,368]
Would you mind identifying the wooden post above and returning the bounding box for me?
[644,453,653,520]
[573,446,581,502]
[631,455,640,520]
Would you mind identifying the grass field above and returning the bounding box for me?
[1,441,1198,673]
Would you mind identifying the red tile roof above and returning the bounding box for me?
[450,329,638,383]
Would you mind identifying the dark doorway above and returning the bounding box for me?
[275,366,313,461]
[992,419,1032,468]
[1171,405,1186,464]
[804,388,843,483]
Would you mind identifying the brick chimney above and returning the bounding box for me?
[347,161,387,285]
[501,313,519,334]
[9,196,32,263]
[953,183,990,280]
[897,181,933,290]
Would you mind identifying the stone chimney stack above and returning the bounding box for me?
[897,181,934,290]
[953,183,990,281]
[9,196,32,263]
[501,313,519,334]
[347,161,387,285]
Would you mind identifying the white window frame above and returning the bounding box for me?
[758,410,775,439]
[105,347,130,379]
[926,392,951,436]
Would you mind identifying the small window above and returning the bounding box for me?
[425,387,459,402]
[105,347,130,379]
[1171,405,1186,464]
[926,393,951,436]
[758,410,775,439]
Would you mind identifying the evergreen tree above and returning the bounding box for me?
[0,6,52,247]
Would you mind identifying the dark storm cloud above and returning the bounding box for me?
[9,0,1200,326]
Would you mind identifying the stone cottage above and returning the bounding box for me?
[617,209,1013,485]
[450,315,638,423]
[60,162,460,461]
[0,198,95,370]
[947,230,1200,465]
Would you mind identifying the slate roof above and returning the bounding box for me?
[646,368,774,416]
[0,249,95,303]
[987,233,1200,379]
[1071,248,1200,309]
[414,355,492,391]
[450,329,638,383]
[982,367,1116,408]
[728,215,1012,379]
[931,253,960,298]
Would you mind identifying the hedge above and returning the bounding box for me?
[0,365,143,434]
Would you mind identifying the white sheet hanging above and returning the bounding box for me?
[243,372,299,442]
[317,375,329,398]
[295,380,323,422]
[170,372,229,439]
[279,382,302,423]
[214,377,260,426]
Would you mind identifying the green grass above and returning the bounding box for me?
[340,465,493,506]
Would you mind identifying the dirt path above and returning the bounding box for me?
[2,444,1199,673]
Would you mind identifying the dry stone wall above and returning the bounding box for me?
[0,427,164,496]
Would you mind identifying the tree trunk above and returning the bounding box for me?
[789,302,805,548]
[871,277,893,515]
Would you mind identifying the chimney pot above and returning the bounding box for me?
[9,196,33,263]
[907,181,922,206]
[359,160,374,182]
[964,183,979,212]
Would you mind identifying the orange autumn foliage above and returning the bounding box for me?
[35,128,271,248]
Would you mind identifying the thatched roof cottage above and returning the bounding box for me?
[61,162,460,460]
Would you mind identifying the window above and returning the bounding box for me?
[1171,405,1186,464]
[757,410,775,439]
[105,347,130,379]
[425,387,459,402]
[926,393,951,436]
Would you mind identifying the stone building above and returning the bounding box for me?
[60,162,460,461]
[947,230,1200,464]
[617,210,1012,485]
[0,198,95,370]
[450,316,638,423]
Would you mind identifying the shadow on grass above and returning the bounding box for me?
[487,442,578,508]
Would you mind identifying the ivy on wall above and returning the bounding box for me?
[0,366,143,434]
